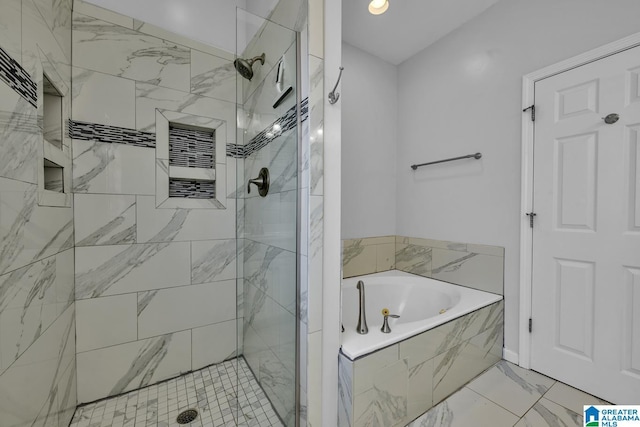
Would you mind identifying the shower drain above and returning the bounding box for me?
[176,409,198,424]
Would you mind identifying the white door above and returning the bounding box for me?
[531,45,640,404]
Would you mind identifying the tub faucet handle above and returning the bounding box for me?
[381,308,400,334]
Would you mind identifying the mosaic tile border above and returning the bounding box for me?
[169,178,216,199]
[0,46,38,107]
[69,97,309,159]
[169,126,215,168]
[69,119,156,148]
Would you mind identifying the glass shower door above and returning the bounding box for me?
[235,9,299,427]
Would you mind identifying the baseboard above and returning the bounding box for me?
[503,348,519,365]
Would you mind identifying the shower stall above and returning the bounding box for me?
[0,0,310,426]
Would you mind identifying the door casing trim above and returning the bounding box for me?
[519,31,640,369]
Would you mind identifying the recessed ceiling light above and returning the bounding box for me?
[368,0,389,15]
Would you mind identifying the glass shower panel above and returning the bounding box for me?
[236,8,299,427]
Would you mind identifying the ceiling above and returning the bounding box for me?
[342,0,501,65]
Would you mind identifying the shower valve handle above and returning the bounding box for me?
[247,167,270,197]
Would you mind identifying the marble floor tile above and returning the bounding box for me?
[514,398,582,427]
[408,387,519,427]
[466,360,556,416]
[542,382,609,414]
[69,358,282,427]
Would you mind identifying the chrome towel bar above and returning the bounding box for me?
[410,153,482,170]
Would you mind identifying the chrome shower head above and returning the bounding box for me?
[233,53,266,81]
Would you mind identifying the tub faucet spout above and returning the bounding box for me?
[356,280,368,334]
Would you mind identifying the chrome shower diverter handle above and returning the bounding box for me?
[247,167,270,197]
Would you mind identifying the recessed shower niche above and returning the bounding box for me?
[38,55,72,208]
[155,110,227,209]
[168,124,216,199]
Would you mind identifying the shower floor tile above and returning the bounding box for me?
[69,358,283,427]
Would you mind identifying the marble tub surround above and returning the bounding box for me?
[338,300,503,427]
[408,360,609,427]
[342,236,396,278]
[71,5,242,404]
[342,236,504,295]
[0,0,77,425]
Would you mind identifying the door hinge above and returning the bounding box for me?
[526,212,537,228]
[529,318,532,333]
[523,105,535,122]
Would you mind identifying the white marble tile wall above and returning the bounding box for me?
[0,0,77,425]
[71,6,242,404]
[300,4,324,425]
[342,235,505,295]
[338,301,503,427]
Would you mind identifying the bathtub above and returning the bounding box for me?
[340,270,502,360]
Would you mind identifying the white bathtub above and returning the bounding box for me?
[341,270,502,359]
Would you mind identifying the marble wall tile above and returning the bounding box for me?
[32,0,72,61]
[0,249,74,372]
[76,330,191,403]
[338,354,354,427]
[244,283,296,354]
[72,67,136,128]
[22,0,71,85]
[73,12,190,92]
[395,242,433,277]
[268,0,308,32]
[245,129,298,195]
[72,139,155,195]
[75,294,137,353]
[190,49,235,103]
[399,301,503,366]
[56,358,77,427]
[342,240,376,278]
[353,344,399,395]
[432,327,502,405]
[136,195,235,243]
[191,319,237,370]
[407,358,433,423]
[191,239,236,284]
[0,0,22,61]
[74,194,136,246]
[353,358,408,427]
[0,186,73,276]
[75,242,191,299]
[244,189,297,252]
[138,280,236,339]
[0,304,75,427]
[343,236,397,278]
[73,0,134,29]
[239,18,296,105]
[243,240,296,315]
[309,55,324,196]
[306,330,323,427]
[135,82,235,141]
[260,347,296,426]
[0,76,40,185]
[308,195,323,333]
[308,0,323,58]
[431,248,503,295]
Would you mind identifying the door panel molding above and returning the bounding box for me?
[519,31,640,370]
